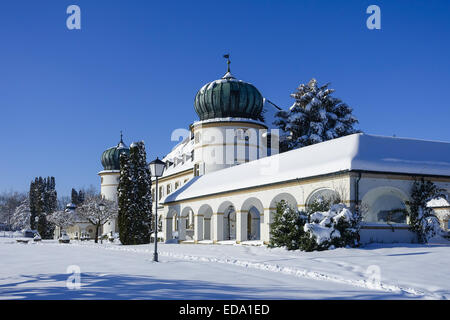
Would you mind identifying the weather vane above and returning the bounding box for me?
[223,54,231,73]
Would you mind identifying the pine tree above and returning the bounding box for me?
[408,179,445,243]
[131,141,153,244]
[118,142,153,245]
[275,78,359,151]
[269,201,307,250]
[78,190,85,204]
[29,176,57,239]
[71,188,79,205]
[118,151,133,245]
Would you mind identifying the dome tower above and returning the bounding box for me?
[192,55,271,176]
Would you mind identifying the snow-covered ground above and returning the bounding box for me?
[1,236,449,300]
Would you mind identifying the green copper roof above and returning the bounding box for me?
[101,135,130,170]
[194,59,263,121]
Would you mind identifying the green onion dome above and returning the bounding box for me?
[194,71,263,121]
[101,136,130,170]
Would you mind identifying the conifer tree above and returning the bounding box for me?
[275,78,359,151]
[29,176,57,239]
[408,179,445,243]
[269,201,307,250]
[131,141,153,244]
[118,151,133,245]
[117,141,153,245]
[71,188,79,205]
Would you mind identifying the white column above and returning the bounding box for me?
[236,210,248,243]
[261,208,272,244]
[163,217,173,242]
[178,217,186,241]
[213,213,224,242]
[194,214,204,242]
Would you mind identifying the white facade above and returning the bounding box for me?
[99,170,120,235]
[162,133,450,244]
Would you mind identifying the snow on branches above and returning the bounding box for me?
[77,195,118,243]
[269,201,361,251]
[408,179,446,243]
[275,78,359,151]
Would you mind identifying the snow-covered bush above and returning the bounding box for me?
[408,179,446,243]
[303,204,361,251]
[269,201,361,251]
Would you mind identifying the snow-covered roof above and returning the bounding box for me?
[161,136,194,177]
[163,133,450,203]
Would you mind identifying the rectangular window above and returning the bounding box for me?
[245,136,249,162]
[267,134,272,157]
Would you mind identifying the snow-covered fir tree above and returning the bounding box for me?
[118,141,153,245]
[29,177,56,238]
[408,179,446,243]
[269,201,307,250]
[275,78,359,151]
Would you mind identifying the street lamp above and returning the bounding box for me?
[149,157,166,262]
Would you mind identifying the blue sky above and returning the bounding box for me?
[1,0,449,197]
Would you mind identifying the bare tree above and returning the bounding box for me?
[47,209,76,236]
[0,191,27,230]
[77,195,118,243]
[11,198,31,230]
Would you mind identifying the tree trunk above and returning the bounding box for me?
[95,225,99,243]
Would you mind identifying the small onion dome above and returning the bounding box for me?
[101,134,130,170]
[194,71,263,121]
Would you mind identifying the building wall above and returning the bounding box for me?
[163,171,450,245]
[192,120,278,176]
[163,173,352,244]
[99,170,120,235]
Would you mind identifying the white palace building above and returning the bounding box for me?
[98,63,450,245]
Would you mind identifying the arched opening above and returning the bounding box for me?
[223,206,236,240]
[361,187,409,224]
[180,207,194,241]
[198,204,214,241]
[306,188,341,213]
[241,197,264,241]
[247,206,261,240]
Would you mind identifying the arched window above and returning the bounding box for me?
[361,188,408,224]
[245,135,250,162]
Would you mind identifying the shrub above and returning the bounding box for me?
[408,179,446,243]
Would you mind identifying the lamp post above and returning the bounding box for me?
[149,157,166,262]
[98,202,105,244]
